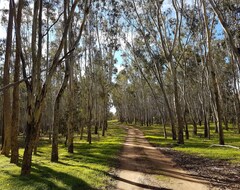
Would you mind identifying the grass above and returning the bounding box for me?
[135,123,240,163]
[0,121,126,190]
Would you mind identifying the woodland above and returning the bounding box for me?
[0,0,240,189]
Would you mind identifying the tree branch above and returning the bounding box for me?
[42,11,64,38]
[0,76,31,93]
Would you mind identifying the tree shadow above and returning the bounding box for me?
[29,163,97,190]
[73,164,172,190]
[4,159,96,190]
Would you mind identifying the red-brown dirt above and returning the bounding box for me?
[114,126,218,190]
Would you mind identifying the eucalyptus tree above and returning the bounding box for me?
[201,0,224,145]
[1,0,14,156]
[123,41,169,129]
[209,0,240,63]
[208,0,240,134]
[95,0,121,136]
[112,69,130,123]
[120,0,204,143]
[15,0,92,175]
[119,0,178,140]
[10,0,24,164]
[50,0,90,160]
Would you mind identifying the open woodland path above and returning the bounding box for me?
[114,126,217,190]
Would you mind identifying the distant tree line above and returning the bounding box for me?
[112,0,240,145]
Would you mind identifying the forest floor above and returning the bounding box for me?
[0,122,239,189]
[160,148,240,190]
[0,121,126,190]
[113,126,216,190]
[133,123,240,190]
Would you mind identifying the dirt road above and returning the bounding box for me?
[115,126,215,190]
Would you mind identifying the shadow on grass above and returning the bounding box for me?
[31,163,96,190]
[3,158,95,190]
[0,123,126,190]
[2,142,121,190]
[68,164,172,190]
[60,142,122,167]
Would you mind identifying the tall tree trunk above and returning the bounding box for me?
[231,57,240,134]
[67,90,74,152]
[20,0,85,175]
[94,123,98,134]
[33,126,41,155]
[94,101,99,134]
[203,112,209,138]
[172,66,184,144]
[162,117,167,139]
[102,93,108,136]
[102,119,105,137]
[21,0,43,175]
[209,0,240,63]
[1,114,4,148]
[65,0,74,154]
[80,122,84,140]
[193,120,197,135]
[184,110,189,140]
[21,112,42,175]
[87,95,92,144]
[2,0,14,156]
[11,0,23,164]
[202,0,224,145]
[224,117,228,131]
[67,96,74,152]
[51,69,69,161]
[154,64,176,140]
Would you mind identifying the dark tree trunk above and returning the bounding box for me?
[21,122,38,175]
[224,117,229,131]
[162,118,167,139]
[64,135,68,146]
[199,119,202,126]
[1,0,14,157]
[51,61,70,161]
[67,108,74,153]
[102,120,106,137]
[1,116,4,149]
[94,123,98,134]
[11,0,24,164]
[214,119,218,133]
[20,0,86,175]
[204,115,209,138]
[33,128,40,155]
[173,71,184,144]
[87,100,92,144]
[193,120,197,135]
[80,124,84,140]
[184,111,189,139]
[202,0,224,145]
[185,123,189,140]
[87,123,92,144]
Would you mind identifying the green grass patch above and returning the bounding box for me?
[135,123,240,163]
[0,121,126,190]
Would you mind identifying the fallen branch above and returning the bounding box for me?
[209,144,240,150]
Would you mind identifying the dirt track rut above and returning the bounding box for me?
[115,126,215,190]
